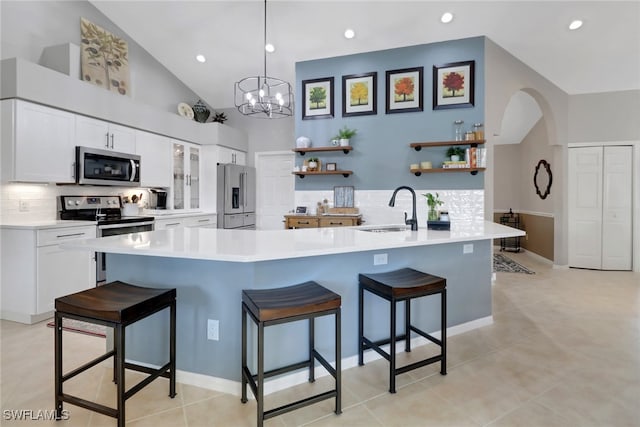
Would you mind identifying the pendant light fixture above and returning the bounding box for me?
[234,0,293,118]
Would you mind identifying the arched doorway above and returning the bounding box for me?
[492,89,560,262]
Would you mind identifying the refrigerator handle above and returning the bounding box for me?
[240,171,244,207]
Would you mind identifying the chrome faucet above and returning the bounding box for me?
[388,186,418,230]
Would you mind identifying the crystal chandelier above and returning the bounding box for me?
[234,0,293,118]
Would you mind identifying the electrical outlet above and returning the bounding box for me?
[207,319,219,341]
[463,243,474,254]
[373,253,388,265]
[19,200,29,212]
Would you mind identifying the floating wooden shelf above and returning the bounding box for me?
[293,146,353,155]
[293,170,353,178]
[410,167,486,176]
[410,140,486,151]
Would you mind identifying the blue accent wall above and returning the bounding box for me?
[295,37,485,191]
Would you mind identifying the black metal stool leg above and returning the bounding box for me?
[405,299,411,352]
[389,298,396,394]
[309,316,315,382]
[116,324,126,427]
[335,308,342,415]
[241,305,248,404]
[441,289,447,375]
[257,322,264,427]
[54,312,63,419]
[358,283,364,366]
[169,300,177,398]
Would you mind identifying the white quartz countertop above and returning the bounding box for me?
[0,220,95,230]
[62,221,525,263]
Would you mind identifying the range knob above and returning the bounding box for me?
[67,200,74,206]
[74,201,80,206]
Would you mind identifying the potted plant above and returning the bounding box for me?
[307,157,319,171]
[334,126,357,147]
[423,192,443,221]
[446,146,465,162]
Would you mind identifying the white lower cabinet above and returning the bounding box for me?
[0,225,96,324]
[153,214,217,230]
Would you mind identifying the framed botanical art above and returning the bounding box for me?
[302,77,334,120]
[326,162,337,171]
[385,67,423,114]
[433,60,475,110]
[81,18,130,96]
[342,72,377,117]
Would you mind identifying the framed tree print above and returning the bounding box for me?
[385,67,423,114]
[342,72,377,117]
[302,77,334,120]
[433,60,475,110]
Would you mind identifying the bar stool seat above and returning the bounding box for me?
[358,268,446,393]
[55,281,176,427]
[241,281,341,427]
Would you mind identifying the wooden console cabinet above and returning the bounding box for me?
[284,215,362,229]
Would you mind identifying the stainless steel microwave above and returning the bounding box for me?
[76,146,140,186]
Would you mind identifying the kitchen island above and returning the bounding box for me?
[63,222,524,394]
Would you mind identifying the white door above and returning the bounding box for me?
[568,146,632,270]
[568,147,603,269]
[602,146,632,270]
[256,151,295,230]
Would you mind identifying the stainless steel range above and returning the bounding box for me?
[59,195,154,284]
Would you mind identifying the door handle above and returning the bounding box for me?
[110,133,114,149]
[105,132,110,148]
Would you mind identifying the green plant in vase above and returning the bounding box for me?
[423,192,443,221]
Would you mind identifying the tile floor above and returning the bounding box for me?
[1,251,639,426]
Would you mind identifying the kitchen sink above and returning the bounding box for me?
[357,225,410,233]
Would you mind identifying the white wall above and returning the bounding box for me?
[569,91,640,143]
[0,0,201,113]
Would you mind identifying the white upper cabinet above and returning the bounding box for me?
[1,99,76,183]
[135,130,172,188]
[172,141,200,210]
[217,145,246,165]
[76,115,136,154]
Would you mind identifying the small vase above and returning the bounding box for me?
[428,208,439,221]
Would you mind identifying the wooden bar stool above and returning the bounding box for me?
[241,281,341,427]
[358,268,446,393]
[54,281,176,427]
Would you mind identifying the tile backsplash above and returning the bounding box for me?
[0,183,150,222]
[295,189,484,225]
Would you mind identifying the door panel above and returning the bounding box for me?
[602,146,632,270]
[568,147,603,269]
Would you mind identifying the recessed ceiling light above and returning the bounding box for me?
[569,20,583,30]
[195,54,206,63]
[265,43,275,53]
[441,12,454,24]
[344,28,355,39]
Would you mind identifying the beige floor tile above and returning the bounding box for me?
[487,400,573,427]
[364,382,480,427]
[304,403,382,427]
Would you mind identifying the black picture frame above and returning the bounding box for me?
[342,72,377,117]
[385,66,424,114]
[302,77,334,120]
[433,60,475,110]
[534,159,553,200]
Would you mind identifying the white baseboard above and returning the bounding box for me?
[171,315,494,397]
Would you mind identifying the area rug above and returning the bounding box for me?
[493,253,535,274]
[46,319,107,338]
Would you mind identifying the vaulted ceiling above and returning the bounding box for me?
[91,1,639,111]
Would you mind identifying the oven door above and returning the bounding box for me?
[96,221,154,284]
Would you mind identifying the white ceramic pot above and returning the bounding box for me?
[296,136,311,148]
[451,155,460,162]
[339,138,350,147]
[308,161,318,170]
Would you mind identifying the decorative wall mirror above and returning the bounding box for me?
[534,159,552,200]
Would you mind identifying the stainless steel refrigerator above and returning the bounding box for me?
[216,163,256,229]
